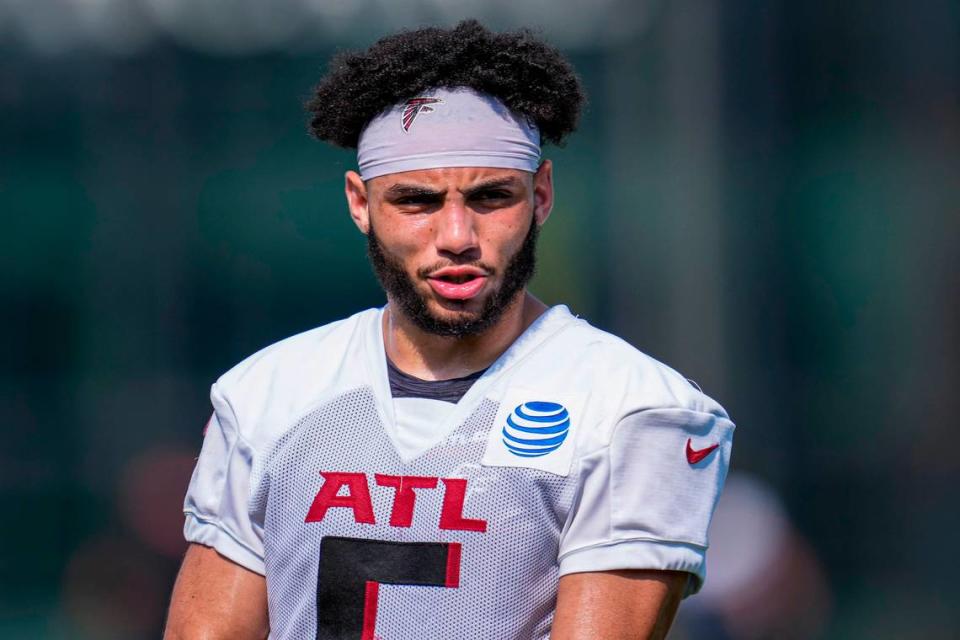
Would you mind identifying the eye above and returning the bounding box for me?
[395,194,441,206]
[472,190,512,202]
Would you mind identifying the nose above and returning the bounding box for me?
[433,200,480,260]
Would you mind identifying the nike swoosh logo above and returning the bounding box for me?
[686,439,719,465]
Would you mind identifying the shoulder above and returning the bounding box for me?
[566,319,728,417]
[211,308,380,448]
[508,308,731,446]
[215,308,376,392]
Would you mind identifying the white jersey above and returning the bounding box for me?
[183,305,734,639]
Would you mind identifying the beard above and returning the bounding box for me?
[366,218,539,338]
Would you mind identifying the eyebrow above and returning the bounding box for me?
[382,176,522,199]
[383,184,444,198]
[461,177,521,196]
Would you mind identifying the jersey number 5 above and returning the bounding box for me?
[316,536,462,640]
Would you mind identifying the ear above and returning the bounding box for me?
[532,159,554,226]
[344,170,370,234]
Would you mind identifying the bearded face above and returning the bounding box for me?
[366,218,538,338]
[342,164,552,339]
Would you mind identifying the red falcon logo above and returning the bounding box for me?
[401,97,443,132]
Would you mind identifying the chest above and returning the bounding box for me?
[259,388,576,541]
[255,388,579,639]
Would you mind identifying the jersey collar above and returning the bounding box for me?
[362,304,579,461]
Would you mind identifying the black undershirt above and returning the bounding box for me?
[386,358,487,403]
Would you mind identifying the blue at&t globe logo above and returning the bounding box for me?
[502,401,570,458]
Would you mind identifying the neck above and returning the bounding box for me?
[383,292,548,381]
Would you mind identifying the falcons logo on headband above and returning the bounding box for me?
[401,97,443,132]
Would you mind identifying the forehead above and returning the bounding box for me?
[368,166,533,193]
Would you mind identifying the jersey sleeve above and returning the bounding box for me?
[182,383,266,575]
[557,407,734,595]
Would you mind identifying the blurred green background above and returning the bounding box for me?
[1,1,958,638]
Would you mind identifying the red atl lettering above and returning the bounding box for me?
[374,475,439,527]
[305,471,375,524]
[304,472,487,533]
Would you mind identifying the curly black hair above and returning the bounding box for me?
[306,20,585,149]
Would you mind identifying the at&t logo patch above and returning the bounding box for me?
[502,402,570,458]
[482,388,587,476]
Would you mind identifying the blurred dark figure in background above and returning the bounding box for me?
[164,21,733,639]
[671,472,831,640]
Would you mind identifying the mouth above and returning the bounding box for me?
[426,267,490,301]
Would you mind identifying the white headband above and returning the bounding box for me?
[356,86,541,181]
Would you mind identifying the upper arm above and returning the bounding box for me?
[164,543,269,640]
[550,397,732,638]
[183,390,266,575]
[551,569,688,640]
[559,407,734,594]
[170,384,269,638]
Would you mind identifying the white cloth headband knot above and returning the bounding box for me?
[356,87,541,180]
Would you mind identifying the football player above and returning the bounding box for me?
[165,20,734,640]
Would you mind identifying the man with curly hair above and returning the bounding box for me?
[166,20,733,640]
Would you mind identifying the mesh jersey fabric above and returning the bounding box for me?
[183,305,735,639]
